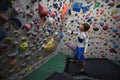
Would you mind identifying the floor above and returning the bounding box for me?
[23,52,120,80]
[23,52,68,80]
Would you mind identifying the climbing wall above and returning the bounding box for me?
[0,0,120,80]
[0,0,70,80]
[58,0,120,60]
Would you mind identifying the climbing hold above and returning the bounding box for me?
[54,31,58,35]
[47,17,54,25]
[111,9,118,14]
[103,25,108,30]
[0,30,7,39]
[9,69,15,73]
[86,0,92,4]
[68,9,71,15]
[93,27,99,31]
[82,6,90,13]
[17,67,22,72]
[100,8,104,15]
[112,15,119,20]
[112,28,118,32]
[46,31,50,36]
[59,2,62,7]
[101,53,105,57]
[31,0,37,4]
[94,18,97,21]
[32,66,36,70]
[116,4,120,8]
[44,38,55,52]
[27,67,32,72]
[8,49,19,58]
[87,18,92,22]
[107,2,115,7]
[50,11,56,17]
[73,2,83,12]
[0,44,8,52]
[23,24,31,31]
[4,37,13,43]
[19,42,28,51]
[109,48,116,53]
[38,3,49,17]
[94,2,100,8]
[59,32,64,38]
[53,3,58,9]
[21,37,27,41]
[13,40,19,47]
[117,26,120,29]
[10,17,22,28]
[10,60,17,66]
[64,42,76,51]
[61,3,69,19]
[114,44,118,48]
[99,22,104,26]
[105,0,109,3]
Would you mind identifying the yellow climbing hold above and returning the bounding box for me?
[27,67,32,72]
[19,42,28,51]
[107,16,110,19]
[70,14,74,17]
[17,67,22,72]
[111,9,118,14]
[44,38,55,52]
[9,69,15,73]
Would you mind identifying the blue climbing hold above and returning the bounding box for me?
[53,3,58,9]
[60,2,62,7]
[109,38,113,42]
[68,9,71,15]
[99,22,104,26]
[82,6,90,13]
[82,6,87,13]
[105,0,109,3]
[60,32,64,38]
[0,30,8,39]
[114,44,118,48]
[112,28,118,32]
[10,17,22,28]
[73,2,83,12]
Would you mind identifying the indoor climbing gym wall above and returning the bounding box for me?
[0,0,120,80]
[58,0,120,60]
[0,0,70,80]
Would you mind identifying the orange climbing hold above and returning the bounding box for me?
[61,3,70,19]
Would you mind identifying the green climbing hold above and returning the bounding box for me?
[95,2,100,7]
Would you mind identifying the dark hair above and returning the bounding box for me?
[82,23,90,31]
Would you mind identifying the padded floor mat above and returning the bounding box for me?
[64,58,120,80]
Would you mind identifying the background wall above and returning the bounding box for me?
[59,0,120,60]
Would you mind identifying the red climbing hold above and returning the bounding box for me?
[103,25,108,30]
[0,14,8,22]
[10,60,17,66]
[107,2,115,7]
[38,3,49,17]
[109,48,116,53]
